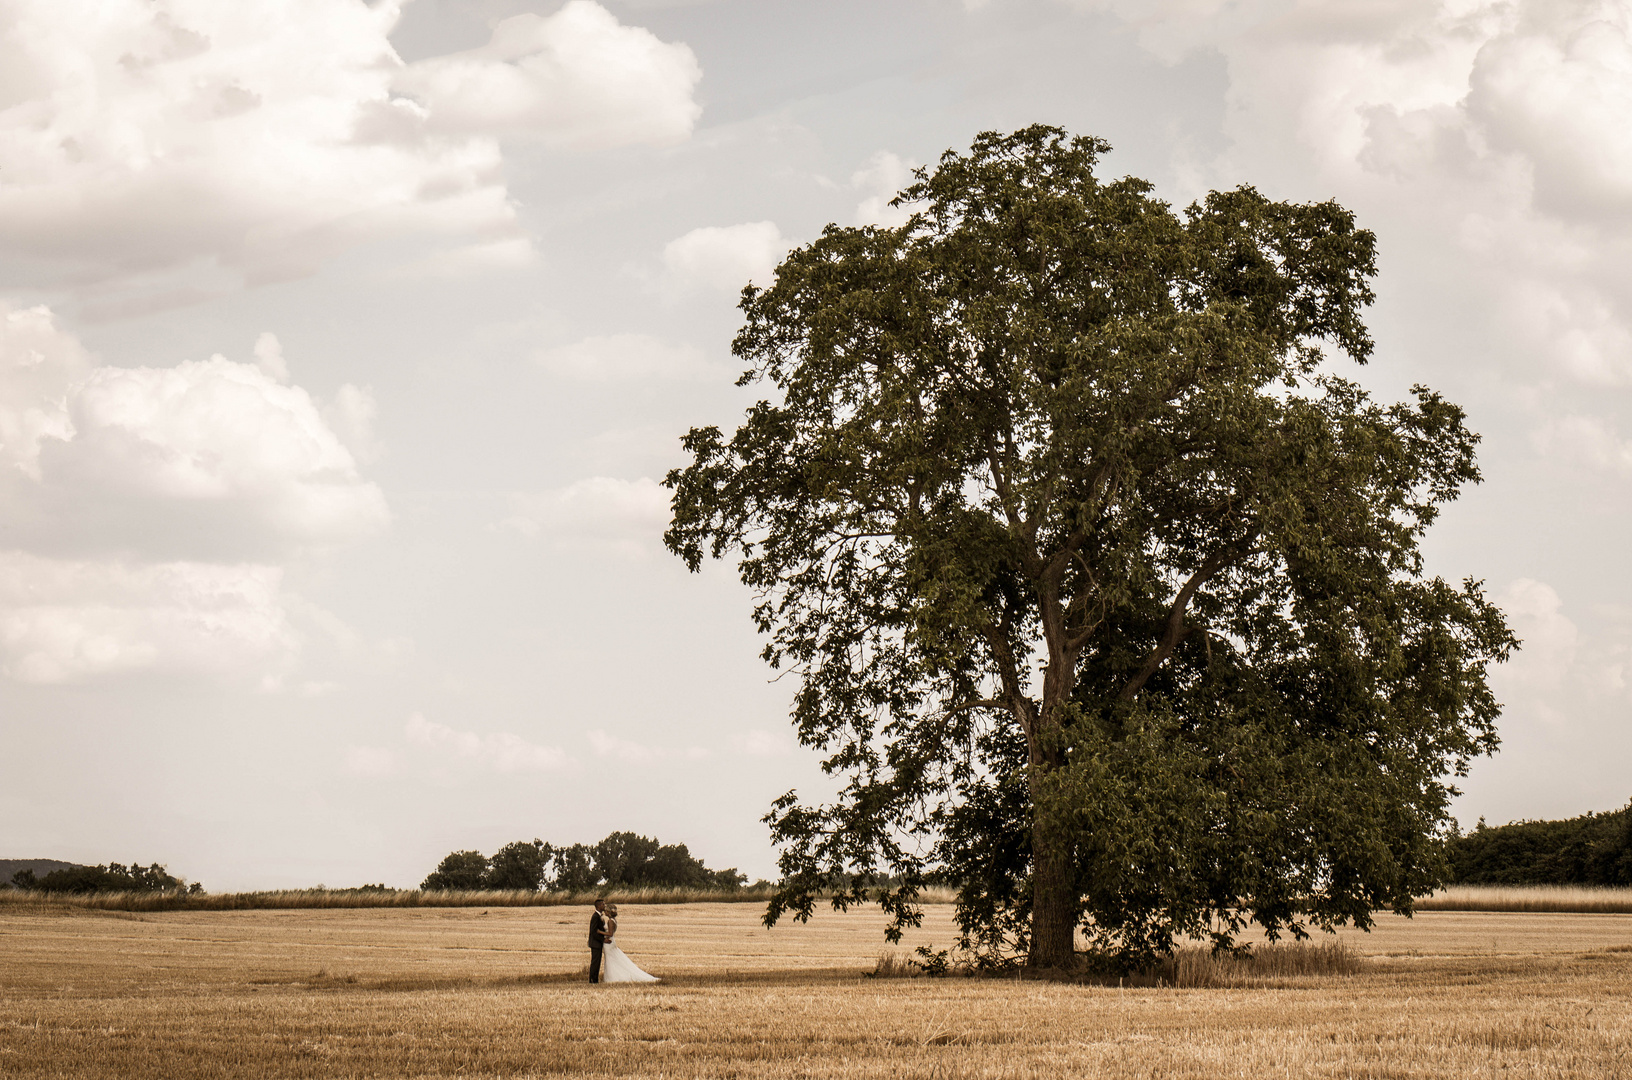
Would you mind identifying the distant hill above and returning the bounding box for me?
[1,859,82,885]
[1449,803,1632,886]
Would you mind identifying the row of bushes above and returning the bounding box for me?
[1448,802,1632,886]
[5,862,201,895]
[422,831,751,892]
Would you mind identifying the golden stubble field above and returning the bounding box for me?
[2,901,1630,1078]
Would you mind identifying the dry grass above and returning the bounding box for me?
[3,902,1631,1078]
[1414,885,1632,913]
[871,939,1367,987]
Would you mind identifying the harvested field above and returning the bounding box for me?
[1,902,1629,1078]
[1414,885,1632,914]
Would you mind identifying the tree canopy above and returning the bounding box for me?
[664,125,1516,970]
[10,862,191,894]
[419,832,748,893]
[1449,804,1632,886]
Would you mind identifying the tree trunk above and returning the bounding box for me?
[1029,823,1077,969]
[1026,690,1076,970]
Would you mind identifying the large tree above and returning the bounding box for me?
[664,126,1515,971]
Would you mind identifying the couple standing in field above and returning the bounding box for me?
[587,899,658,984]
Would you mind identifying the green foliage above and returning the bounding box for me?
[551,843,600,892]
[593,831,749,890]
[593,831,662,886]
[1449,804,1632,886]
[420,850,490,891]
[420,834,747,893]
[1,859,79,889]
[485,840,553,891]
[31,862,184,894]
[664,125,1516,971]
[911,945,952,976]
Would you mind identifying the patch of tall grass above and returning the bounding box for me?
[1151,940,1366,987]
[1414,885,1632,914]
[870,939,1366,986]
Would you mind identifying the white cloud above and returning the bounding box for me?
[394,1,702,150]
[405,713,568,772]
[851,150,919,228]
[589,729,709,761]
[62,358,389,544]
[661,221,791,297]
[323,382,382,466]
[1496,578,1579,692]
[0,303,90,480]
[1532,414,1632,476]
[252,332,289,383]
[0,304,384,685]
[535,333,724,382]
[742,729,794,758]
[1486,579,1632,734]
[0,0,701,303]
[1467,10,1632,220]
[500,476,669,554]
[1507,283,1632,386]
[0,304,388,557]
[0,552,298,683]
[1057,0,1632,391]
[0,0,520,297]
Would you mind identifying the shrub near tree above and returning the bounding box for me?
[664,126,1517,971]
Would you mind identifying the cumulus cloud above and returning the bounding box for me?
[1532,414,1632,476]
[535,333,723,382]
[589,729,709,762]
[0,552,297,683]
[741,729,794,758]
[500,476,668,555]
[0,303,384,684]
[0,0,701,303]
[851,150,919,228]
[323,382,382,465]
[406,713,568,772]
[1050,0,1632,392]
[1486,578,1632,735]
[1467,11,1632,221]
[0,303,91,480]
[1497,578,1580,692]
[0,303,387,558]
[394,1,702,150]
[58,358,389,547]
[661,221,791,297]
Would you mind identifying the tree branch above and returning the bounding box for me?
[1116,540,1251,702]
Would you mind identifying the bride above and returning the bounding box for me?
[600,904,659,983]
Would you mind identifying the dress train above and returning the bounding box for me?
[600,942,659,983]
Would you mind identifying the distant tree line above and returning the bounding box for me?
[420,832,749,892]
[5,862,201,895]
[1449,803,1632,886]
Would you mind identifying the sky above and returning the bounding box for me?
[1,0,1629,891]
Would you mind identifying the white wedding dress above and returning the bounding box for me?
[600,940,659,983]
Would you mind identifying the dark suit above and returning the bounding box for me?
[588,910,607,983]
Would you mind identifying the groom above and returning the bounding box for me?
[587,899,608,983]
